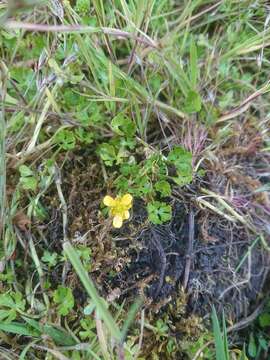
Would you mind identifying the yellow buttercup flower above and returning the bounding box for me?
[103,193,133,228]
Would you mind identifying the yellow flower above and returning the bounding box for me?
[103,193,133,228]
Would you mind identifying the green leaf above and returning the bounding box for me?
[147,201,172,224]
[167,146,193,186]
[258,336,268,351]
[0,309,16,323]
[0,292,26,323]
[120,163,139,177]
[43,324,76,346]
[154,180,171,197]
[53,286,74,316]
[75,0,91,15]
[22,316,75,346]
[133,176,153,196]
[79,318,96,340]
[0,322,40,337]
[20,176,38,191]
[171,172,193,187]
[183,90,201,113]
[248,333,257,358]
[22,316,42,332]
[98,143,116,167]
[63,241,121,341]
[19,165,34,177]
[54,129,76,150]
[75,128,94,144]
[259,313,270,328]
[111,114,136,137]
[167,146,192,165]
[41,251,58,267]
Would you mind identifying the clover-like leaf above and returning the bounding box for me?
[55,129,76,150]
[53,286,74,316]
[147,201,172,224]
[154,180,171,197]
[111,114,136,137]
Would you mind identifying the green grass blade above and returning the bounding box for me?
[222,311,230,360]
[120,297,143,343]
[63,241,121,341]
[211,306,226,360]
[189,36,198,89]
[0,321,40,337]
[0,61,7,244]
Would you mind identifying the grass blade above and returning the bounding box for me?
[0,321,40,337]
[189,36,198,88]
[211,306,227,360]
[120,297,143,343]
[63,241,121,341]
[222,311,230,359]
[0,61,7,242]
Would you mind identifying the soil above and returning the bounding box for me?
[44,149,270,327]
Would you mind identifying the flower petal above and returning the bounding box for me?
[113,215,123,228]
[123,210,130,220]
[121,194,133,206]
[103,195,115,207]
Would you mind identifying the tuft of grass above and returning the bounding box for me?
[211,307,230,360]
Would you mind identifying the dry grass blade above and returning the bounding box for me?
[217,81,270,123]
[4,20,158,48]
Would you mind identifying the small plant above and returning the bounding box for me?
[101,145,194,225]
[212,307,248,360]
[19,165,38,191]
[246,300,270,358]
[53,286,74,316]
[147,201,172,225]
[75,0,90,15]
[0,292,26,323]
[41,250,58,267]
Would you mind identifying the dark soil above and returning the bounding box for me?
[110,202,270,322]
[44,150,270,326]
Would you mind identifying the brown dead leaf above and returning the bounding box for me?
[12,211,31,231]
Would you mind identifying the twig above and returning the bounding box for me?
[150,228,166,298]
[192,341,212,360]
[227,299,267,332]
[135,309,145,360]
[183,209,194,290]
[218,251,251,300]
[54,165,68,241]
[95,311,110,360]
[54,165,71,286]
[32,345,70,360]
